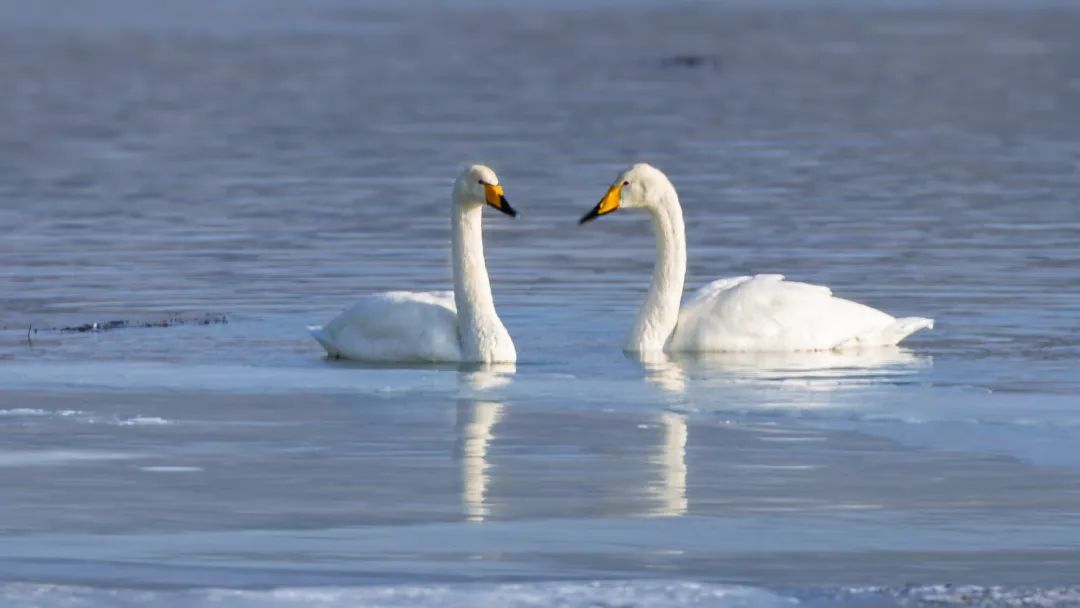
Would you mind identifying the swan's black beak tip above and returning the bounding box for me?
[579,205,601,225]
[499,196,518,218]
[488,194,517,218]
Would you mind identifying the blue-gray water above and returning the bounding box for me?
[1,1,1079,606]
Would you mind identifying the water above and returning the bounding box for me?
[1,0,1080,606]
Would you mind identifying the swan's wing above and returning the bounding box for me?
[308,291,462,362]
[671,274,931,352]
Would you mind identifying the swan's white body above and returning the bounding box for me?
[309,166,516,363]
[669,274,933,352]
[583,163,933,353]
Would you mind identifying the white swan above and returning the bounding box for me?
[309,165,517,363]
[579,163,933,353]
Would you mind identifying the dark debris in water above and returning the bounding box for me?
[659,54,722,70]
[49,314,228,334]
[62,320,128,333]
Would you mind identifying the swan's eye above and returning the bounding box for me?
[478,180,485,185]
[622,181,630,187]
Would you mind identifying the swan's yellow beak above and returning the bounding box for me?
[483,183,517,217]
[579,184,621,224]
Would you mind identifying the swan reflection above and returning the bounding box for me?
[632,348,930,517]
[458,362,517,391]
[673,347,926,375]
[639,347,929,395]
[454,365,514,522]
[455,399,502,522]
[649,411,688,517]
[638,352,688,395]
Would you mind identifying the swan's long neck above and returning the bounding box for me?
[627,191,686,353]
[452,204,511,361]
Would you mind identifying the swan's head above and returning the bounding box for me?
[579,163,673,224]
[454,165,517,217]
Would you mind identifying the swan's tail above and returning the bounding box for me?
[873,317,934,346]
[307,325,339,356]
[883,317,934,345]
[837,317,934,349]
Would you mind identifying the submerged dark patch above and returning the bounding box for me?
[658,54,721,69]
[51,314,229,333]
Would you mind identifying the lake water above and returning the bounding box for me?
[1,1,1079,606]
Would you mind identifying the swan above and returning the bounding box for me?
[309,165,518,363]
[579,163,933,353]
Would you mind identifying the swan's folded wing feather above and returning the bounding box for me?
[671,274,919,352]
[310,291,462,362]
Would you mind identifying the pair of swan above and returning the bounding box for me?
[310,164,932,363]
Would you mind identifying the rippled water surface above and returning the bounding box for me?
[1,0,1079,606]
